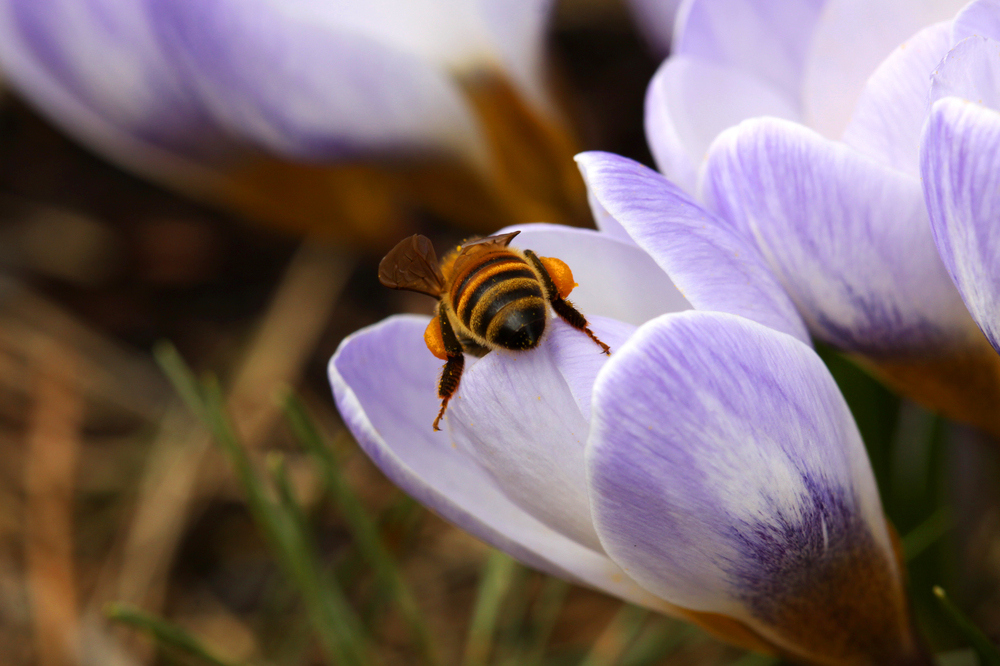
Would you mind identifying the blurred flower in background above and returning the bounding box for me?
[630,0,1000,437]
[0,0,602,246]
[331,154,931,664]
[623,0,684,55]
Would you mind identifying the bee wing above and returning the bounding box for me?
[460,230,520,250]
[378,235,446,297]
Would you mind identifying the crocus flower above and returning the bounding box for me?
[330,152,928,664]
[635,0,1000,435]
[0,0,586,239]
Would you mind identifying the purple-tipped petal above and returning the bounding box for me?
[930,35,1000,111]
[952,0,1000,43]
[448,316,633,551]
[703,117,972,353]
[587,311,914,662]
[802,0,968,139]
[841,21,951,175]
[644,56,798,193]
[497,223,692,325]
[672,0,826,105]
[923,96,1000,355]
[150,0,485,162]
[329,315,664,607]
[576,151,809,344]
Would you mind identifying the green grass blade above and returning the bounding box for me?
[902,508,951,562]
[619,618,692,666]
[724,652,779,666]
[514,577,570,666]
[199,380,372,666]
[281,392,440,666]
[578,604,649,666]
[462,550,519,666]
[155,348,374,666]
[153,342,209,421]
[106,603,238,666]
[933,587,1000,666]
[267,452,312,537]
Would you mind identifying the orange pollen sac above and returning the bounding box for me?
[424,316,449,360]
[540,256,577,299]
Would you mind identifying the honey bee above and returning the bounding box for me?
[379,231,610,430]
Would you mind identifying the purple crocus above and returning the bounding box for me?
[636,0,1000,435]
[0,0,568,233]
[330,153,928,664]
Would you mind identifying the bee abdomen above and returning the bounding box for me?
[488,296,547,349]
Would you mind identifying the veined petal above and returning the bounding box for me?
[329,315,663,607]
[149,0,486,163]
[930,35,1000,111]
[803,0,968,139]
[497,223,692,325]
[703,117,972,353]
[576,151,809,344]
[952,0,1000,43]
[644,55,799,193]
[448,316,633,552]
[842,21,952,176]
[672,0,826,105]
[587,311,919,664]
[922,96,1000,355]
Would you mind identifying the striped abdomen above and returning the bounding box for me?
[450,251,547,350]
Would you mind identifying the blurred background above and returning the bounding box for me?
[0,0,997,665]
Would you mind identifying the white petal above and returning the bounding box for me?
[952,0,1000,43]
[497,223,692,325]
[672,0,826,105]
[449,316,634,551]
[329,315,665,607]
[842,21,952,175]
[803,0,968,138]
[645,55,799,193]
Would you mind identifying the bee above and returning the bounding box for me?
[379,231,610,430]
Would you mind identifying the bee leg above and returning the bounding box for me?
[549,298,611,355]
[433,308,466,431]
[524,250,611,356]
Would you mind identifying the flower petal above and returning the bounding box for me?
[952,0,1000,43]
[448,316,633,551]
[476,0,557,111]
[802,0,968,139]
[497,223,692,325]
[255,0,491,70]
[702,117,972,353]
[922,96,1000,355]
[0,0,225,180]
[672,0,826,104]
[582,181,634,244]
[587,311,917,663]
[624,0,684,55]
[841,21,952,176]
[148,0,487,162]
[644,55,799,193]
[576,151,809,344]
[329,315,663,607]
[930,35,1000,111]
